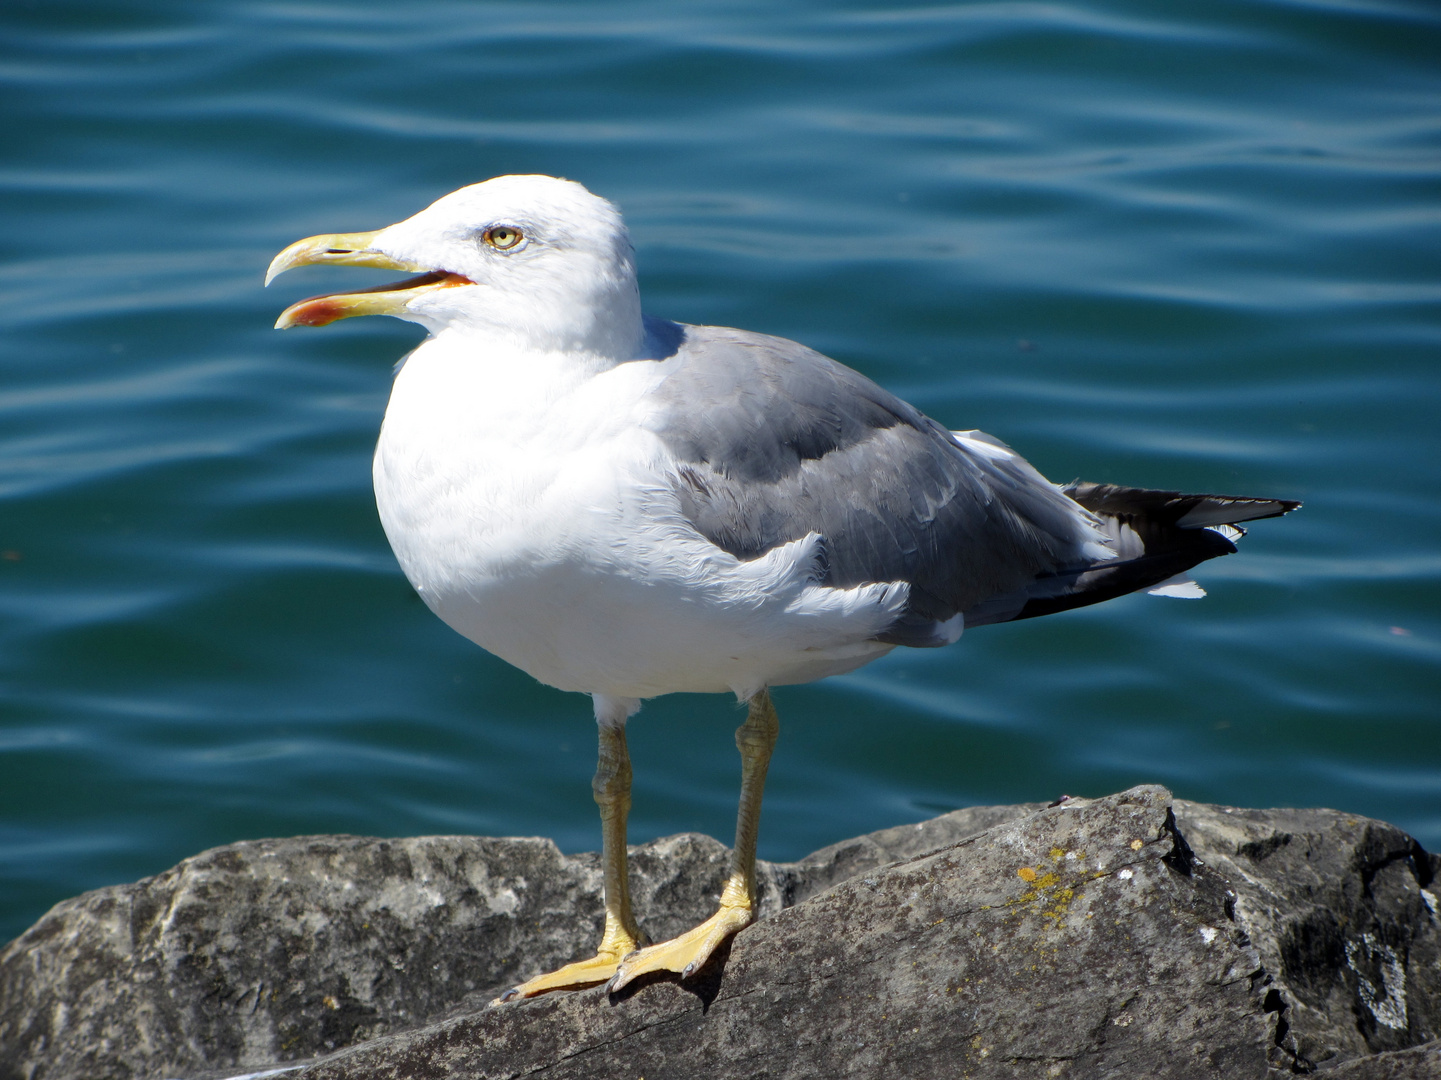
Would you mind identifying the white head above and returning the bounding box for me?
[268,175,645,361]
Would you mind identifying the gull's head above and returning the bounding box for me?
[267,175,643,359]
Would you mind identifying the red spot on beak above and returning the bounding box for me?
[286,298,348,327]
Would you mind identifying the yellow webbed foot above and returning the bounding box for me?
[497,953,620,1001]
[497,928,644,1002]
[606,901,753,992]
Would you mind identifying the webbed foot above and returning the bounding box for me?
[606,900,753,992]
[497,933,642,1001]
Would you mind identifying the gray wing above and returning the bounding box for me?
[640,319,1102,644]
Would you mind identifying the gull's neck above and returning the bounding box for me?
[427,323,643,383]
[404,248,647,371]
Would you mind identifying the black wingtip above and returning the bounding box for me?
[989,482,1300,625]
[1062,482,1301,529]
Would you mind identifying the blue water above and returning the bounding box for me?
[2,0,1439,944]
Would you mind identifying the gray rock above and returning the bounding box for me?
[1,787,1435,1080]
[295,786,1280,1080]
[1173,800,1441,1070]
[1318,1040,1441,1078]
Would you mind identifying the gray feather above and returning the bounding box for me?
[639,321,1101,639]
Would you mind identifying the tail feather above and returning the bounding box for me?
[964,483,1301,628]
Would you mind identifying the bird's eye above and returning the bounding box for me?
[483,225,524,251]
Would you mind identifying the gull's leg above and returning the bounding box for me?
[608,688,779,992]
[499,697,646,1000]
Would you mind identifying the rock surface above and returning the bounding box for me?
[1171,799,1440,1070]
[1,787,1436,1080]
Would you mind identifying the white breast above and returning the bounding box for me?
[372,332,902,701]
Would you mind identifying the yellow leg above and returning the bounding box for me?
[498,715,646,1001]
[608,688,779,992]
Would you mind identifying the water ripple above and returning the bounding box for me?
[2,0,1438,943]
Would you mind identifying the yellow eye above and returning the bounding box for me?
[484,225,524,250]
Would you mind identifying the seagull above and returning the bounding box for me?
[266,174,1298,999]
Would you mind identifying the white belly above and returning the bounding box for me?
[372,334,901,701]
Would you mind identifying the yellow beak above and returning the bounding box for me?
[265,231,472,328]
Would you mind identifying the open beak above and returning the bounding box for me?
[265,231,473,328]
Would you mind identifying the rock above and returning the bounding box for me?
[1,787,1435,1080]
[294,785,1282,1080]
[1173,800,1441,1069]
[1319,1041,1441,1079]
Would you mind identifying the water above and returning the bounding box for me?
[2,0,1438,944]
